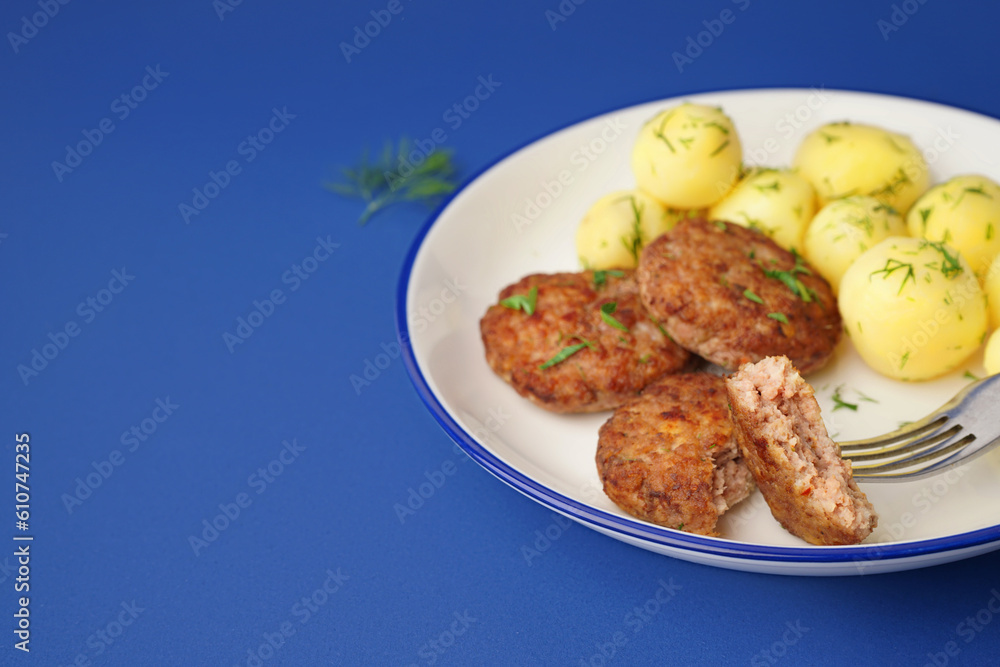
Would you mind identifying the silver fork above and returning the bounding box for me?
[840,373,1000,481]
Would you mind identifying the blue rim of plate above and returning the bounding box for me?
[395,87,1000,565]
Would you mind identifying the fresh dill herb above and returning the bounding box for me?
[870,258,916,295]
[600,302,629,332]
[539,338,594,370]
[653,130,675,153]
[621,197,644,263]
[849,213,874,238]
[920,240,963,279]
[704,121,730,135]
[754,181,781,194]
[713,220,728,231]
[325,138,459,224]
[761,253,816,302]
[989,223,995,241]
[870,167,910,198]
[593,269,625,288]
[709,140,730,157]
[831,386,858,412]
[856,390,878,404]
[767,312,789,324]
[964,370,981,381]
[650,317,674,342]
[899,350,910,369]
[639,353,652,364]
[818,131,840,144]
[952,184,992,209]
[872,202,900,216]
[743,289,764,304]
[743,215,777,237]
[499,285,538,315]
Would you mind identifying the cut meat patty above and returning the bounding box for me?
[480,271,692,413]
[725,355,878,545]
[637,218,841,374]
[596,372,754,535]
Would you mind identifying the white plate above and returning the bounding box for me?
[398,88,1000,576]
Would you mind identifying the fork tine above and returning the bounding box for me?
[843,424,963,463]
[834,373,1000,481]
[838,416,949,453]
[922,433,1000,475]
[851,432,975,479]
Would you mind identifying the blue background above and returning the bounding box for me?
[2,0,1000,664]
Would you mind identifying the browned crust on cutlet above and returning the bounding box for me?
[480,271,692,413]
[637,219,841,374]
[596,373,754,535]
[725,356,877,545]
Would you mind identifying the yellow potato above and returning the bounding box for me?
[794,122,929,215]
[839,237,988,381]
[576,190,689,269]
[803,195,908,294]
[631,103,742,209]
[708,168,816,252]
[986,253,1000,330]
[906,175,1000,280]
[985,329,1000,375]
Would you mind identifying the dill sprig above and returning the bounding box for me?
[920,240,963,279]
[593,269,625,288]
[870,167,910,199]
[539,337,594,370]
[500,286,538,315]
[621,196,644,263]
[870,258,916,295]
[831,385,858,412]
[599,302,629,332]
[325,138,459,224]
[761,251,816,302]
[709,140,730,157]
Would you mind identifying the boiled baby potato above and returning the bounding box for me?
[985,329,1000,376]
[986,253,1000,329]
[576,190,689,269]
[794,122,929,215]
[631,103,742,209]
[839,237,988,381]
[906,175,1000,280]
[803,195,907,294]
[708,168,816,252]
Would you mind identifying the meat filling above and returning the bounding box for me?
[725,356,878,545]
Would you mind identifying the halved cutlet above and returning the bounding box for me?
[596,372,754,536]
[725,356,878,545]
